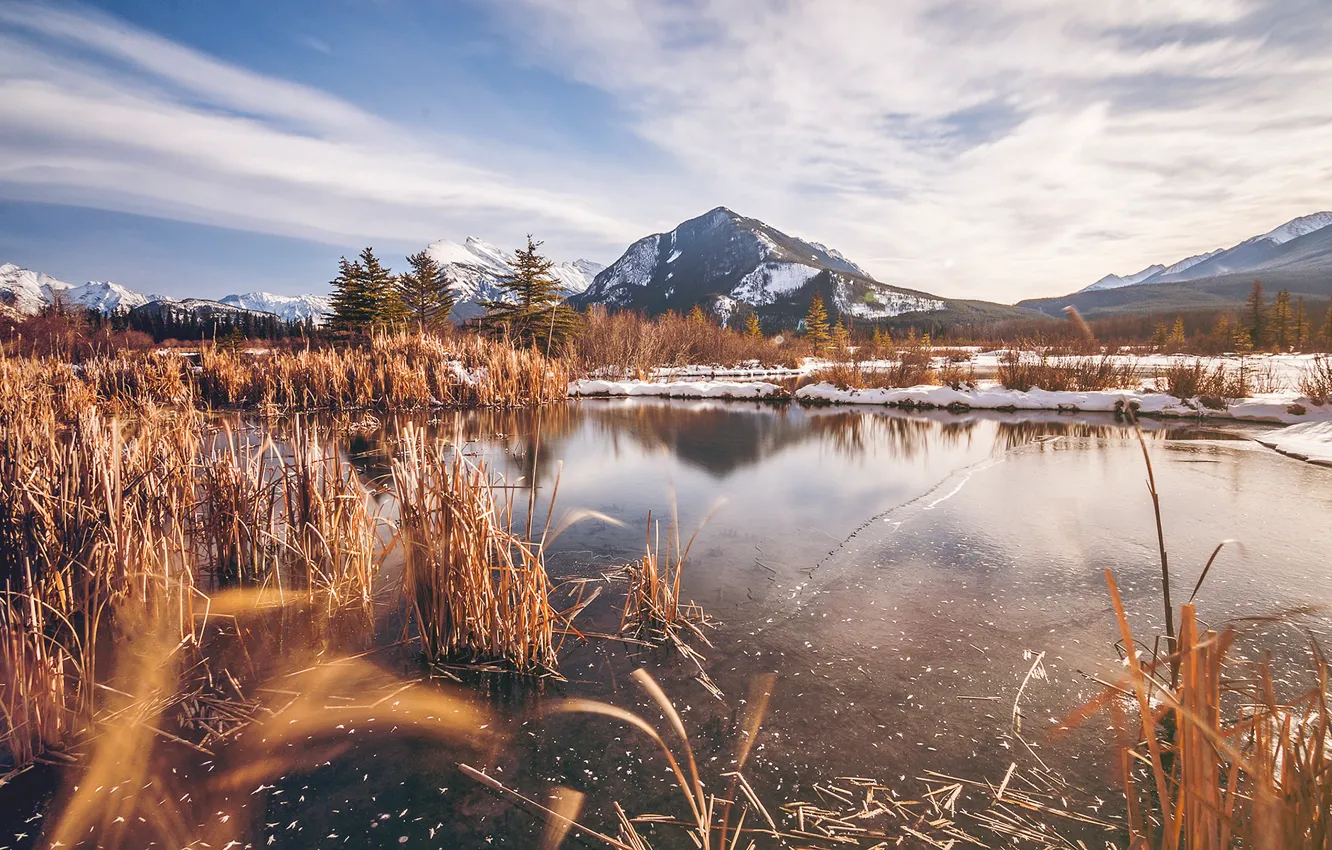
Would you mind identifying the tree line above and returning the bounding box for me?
[329,236,576,350]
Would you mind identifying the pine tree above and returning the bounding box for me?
[396,249,456,333]
[330,255,376,333]
[477,235,578,350]
[1321,303,1332,350]
[358,247,405,328]
[1271,288,1292,350]
[804,295,830,351]
[744,311,762,338]
[687,305,709,326]
[1151,321,1169,350]
[1244,280,1268,349]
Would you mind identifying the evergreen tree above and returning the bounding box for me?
[804,295,831,351]
[1321,303,1332,349]
[1244,280,1268,348]
[744,311,762,338]
[358,247,405,328]
[396,249,456,333]
[687,304,709,326]
[1150,321,1169,350]
[329,255,375,332]
[1271,288,1292,350]
[477,236,578,350]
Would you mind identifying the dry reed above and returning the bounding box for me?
[391,422,558,672]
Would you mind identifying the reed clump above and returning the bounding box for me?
[1095,576,1330,850]
[392,423,557,672]
[1156,358,1246,401]
[998,347,1138,392]
[0,375,384,769]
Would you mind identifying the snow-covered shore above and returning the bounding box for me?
[792,382,1332,425]
[570,378,787,399]
[1254,421,1332,467]
[569,377,1331,425]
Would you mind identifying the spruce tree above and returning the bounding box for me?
[744,311,762,338]
[1167,316,1186,350]
[831,318,851,355]
[477,236,578,350]
[804,295,831,352]
[1321,303,1332,349]
[397,249,456,333]
[358,247,405,328]
[1244,280,1268,349]
[330,255,375,332]
[1271,288,1292,350]
[687,305,708,326]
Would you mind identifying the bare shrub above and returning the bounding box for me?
[1297,354,1332,400]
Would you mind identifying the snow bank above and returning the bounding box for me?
[794,381,1332,425]
[570,379,786,400]
[1254,421,1332,467]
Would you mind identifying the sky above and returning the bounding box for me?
[1,0,1330,303]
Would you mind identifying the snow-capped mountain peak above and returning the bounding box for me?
[219,292,334,325]
[424,236,603,317]
[573,207,946,323]
[1250,211,1332,246]
[1081,264,1167,292]
[0,263,74,314]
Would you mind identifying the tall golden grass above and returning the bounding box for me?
[391,422,558,672]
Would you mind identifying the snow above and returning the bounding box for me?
[1252,211,1332,246]
[585,234,662,300]
[425,236,600,303]
[570,379,786,400]
[733,261,821,304]
[66,281,148,314]
[0,263,72,314]
[1082,264,1166,292]
[667,249,682,263]
[1157,249,1223,277]
[794,381,1332,425]
[1255,421,1332,466]
[220,292,333,325]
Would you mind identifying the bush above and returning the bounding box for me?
[1298,355,1332,400]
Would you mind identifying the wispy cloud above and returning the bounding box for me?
[0,2,641,256]
[2,0,1331,299]
[492,0,1332,297]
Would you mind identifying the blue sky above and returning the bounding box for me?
[2,0,1330,301]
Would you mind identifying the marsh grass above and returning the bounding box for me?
[391,422,558,673]
[1298,354,1332,401]
[997,347,1139,392]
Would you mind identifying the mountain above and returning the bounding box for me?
[425,236,605,319]
[1026,211,1332,317]
[130,298,277,325]
[570,207,1029,328]
[1082,264,1167,292]
[0,263,72,314]
[220,292,333,325]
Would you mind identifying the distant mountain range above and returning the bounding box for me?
[573,207,1028,327]
[1023,211,1332,317]
[15,206,1322,333]
[425,237,603,319]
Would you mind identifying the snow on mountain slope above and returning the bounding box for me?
[425,236,602,312]
[220,292,333,325]
[1081,264,1166,292]
[1155,249,1223,278]
[574,207,947,323]
[1253,211,1332,246]
[0,263,73,314]
[1077,211,1332,293]
[67,281,150,314]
